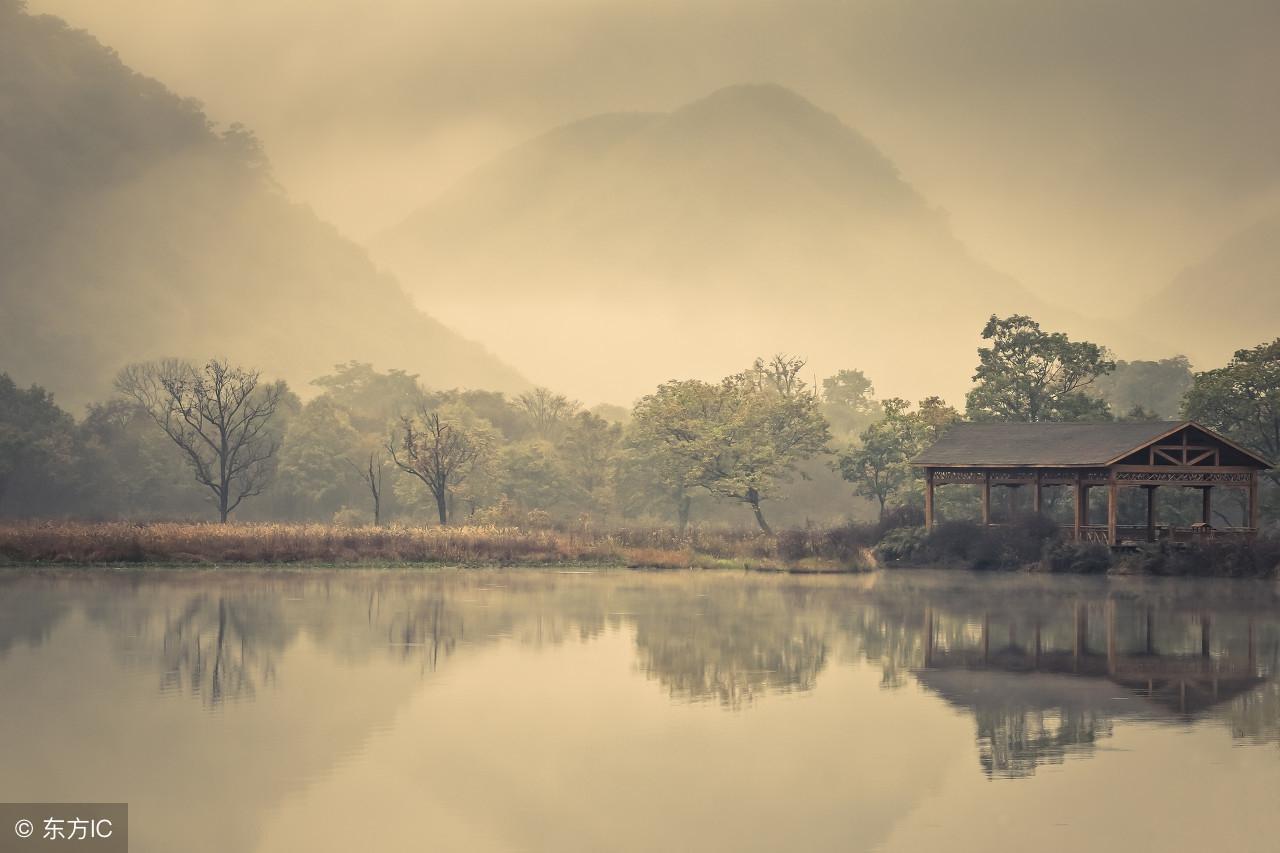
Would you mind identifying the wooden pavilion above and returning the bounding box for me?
[912,421,1271,545]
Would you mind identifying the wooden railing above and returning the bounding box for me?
[1066,524,1257,544]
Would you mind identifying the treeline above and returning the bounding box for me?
[2,315,1277,530]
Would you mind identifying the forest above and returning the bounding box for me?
[3,315,1277,552]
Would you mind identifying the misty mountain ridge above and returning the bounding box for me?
[1132,213,1280,366]
[374,83,1100,404]
[0,3,526,408]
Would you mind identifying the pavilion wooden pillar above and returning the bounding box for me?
[1248,473,1259,531]
[1106,479,1118,545]
[1032,471,1042,515]
[1073,473,1086,540]
[1144,485,1157,542]
[924,469,935,531]
[981,471,991,527]
[1201,486,1213,525]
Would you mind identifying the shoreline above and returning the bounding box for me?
[1,520,1276,579]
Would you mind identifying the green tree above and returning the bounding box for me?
[310,362,423,427]
[627,380,715,533]
[0,373,76,515]
[116,359,289,522]
[631,357,830,535]
[839,397,960,518]
[822,369,879,437]
[1183,338,1280,492]
[498,440,574,516]
[274,397,366,520]
[1091,356,1194,420]
[561,411,623,515]
[965,315,1115,422]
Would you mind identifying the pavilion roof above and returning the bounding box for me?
[911,420,1271,468]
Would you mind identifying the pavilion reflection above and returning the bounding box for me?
[3,569,1279,774]
[914,594,1280,776]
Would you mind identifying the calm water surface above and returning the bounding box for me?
[1,568,1278,853]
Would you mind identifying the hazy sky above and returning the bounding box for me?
[31,0,1280,309]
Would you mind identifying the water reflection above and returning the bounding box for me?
[0,569,1277,814]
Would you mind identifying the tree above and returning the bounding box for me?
[822,369,879,437]
[0,373,76,515]
[561,411,623,512]
[1183,338,1280,491]
[839,398,960,519]
[497,440,574,516]
[309,362,423,426]
[387,405,493,524]
[515,387,580,440]
[274,396,364,520]
[116,359,287,522]
[346,452,387,526]
[631,358,830,535]
[1091,356,1194,420]
[965,315,1115,422]
[628,380,715,533]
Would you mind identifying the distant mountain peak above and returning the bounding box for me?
[370,83,1063,405]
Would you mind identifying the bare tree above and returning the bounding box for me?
[116,358,286,522]
[345,451,386,526]
[387,409,490,525]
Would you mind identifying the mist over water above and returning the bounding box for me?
[1,568,1278,853]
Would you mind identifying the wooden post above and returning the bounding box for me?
[1033,622,1041,669]
[1107,479,1118,546]
[1145,485,1156,542]
[924,469,935,531]
[1032,471,1042,515]
[1202,486,1213,525]
[1200,614,1211,658]
[981,472,991,528]
[1074,475,1086,540]
[1248,473,1259,531]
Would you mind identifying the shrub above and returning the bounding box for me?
[920,515,1062,570]
[776,522,877,565]
[875,526,927,563]
[878,504,924,534]
[1041,540,1111,574]
[1122,535,1280,579]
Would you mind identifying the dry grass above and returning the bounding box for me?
[0,521,872,571]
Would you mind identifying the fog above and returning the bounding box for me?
[4,0,1278,433]
[31,0,1280,309]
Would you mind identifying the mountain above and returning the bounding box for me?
[373,84,1079,404]
[1131,214,1280,368]
[0,1,526,409]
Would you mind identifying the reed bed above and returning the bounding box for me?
[0,521,865,570]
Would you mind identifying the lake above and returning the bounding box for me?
[1,568,1278,853]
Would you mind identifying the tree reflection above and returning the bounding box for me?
[628,585,830,708]
[4,569,1280,772]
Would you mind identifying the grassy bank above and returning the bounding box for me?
[2,519,1276,578]
[0,521,873,572]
